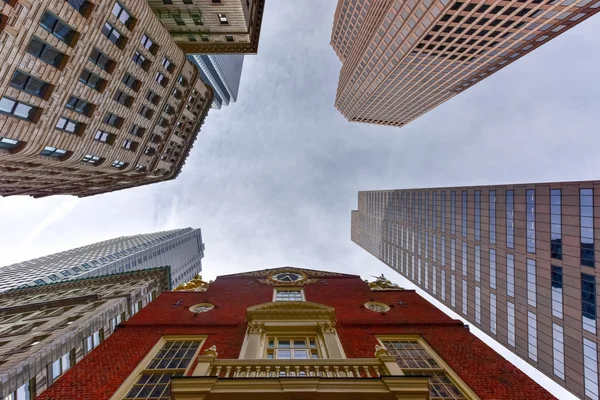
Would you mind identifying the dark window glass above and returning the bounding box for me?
[580,189,594,267]
[66,0,92,15]
[0,136,21,150]
[26,37,65,68]
[89,48,114,71]
[526,190,536,253]
[474,191,481,241]
[489,190,496,244]
[10,70,51,98]
[79,69,105,91]
[582,273,596,320]
[551,266,562,289]
[551,189,562,260]
[441,191,446,232]
[39,11,77,44]
[101,22,123,46]
[65,96,94,116]
[451,191,456,234]
[506,190,514,248]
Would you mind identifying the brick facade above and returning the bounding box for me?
[38,268,554,400]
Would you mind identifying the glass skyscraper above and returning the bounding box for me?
[189,54,245,109]
[0,228,204,292]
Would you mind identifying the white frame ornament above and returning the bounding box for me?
[189,303,214,313]
[364,301,391,313]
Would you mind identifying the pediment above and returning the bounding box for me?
[247,301,336,323]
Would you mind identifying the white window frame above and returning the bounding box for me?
[273,288,305,302]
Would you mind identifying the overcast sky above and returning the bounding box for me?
[1,1,600,398]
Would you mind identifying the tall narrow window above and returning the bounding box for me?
[432,264,437,295]
[462,280,467,315]
[528,312,537,361]
[461,242,467,276]
[506,190,514,248]
[432,234,437,262]
[412,192,416,226]
[462,191,467,238]
[526,189,536,253]
[474,245,481,283]
[584,338,599,400]
[51,350,73,380]
[507,301,515,347]
[441,270,446,300]
[451,191,456,234]
[489,249,496,289]
[433,191,437,230]
[451,239,456,271]
[527,259,536,307]
[101,22,125,47]
[425,192,429,228]
[441,191,446,232]
[489,190,496,244]
[580,188,594,267]
[489,293,497,335]
[441,236,446,266]
[474,190,481,240]
[475,286,481,324]
[451,275,456,308]
[551,189,562,259]
[552,323,565,380]
[551,266,563,319]
[418,192,422,227]
[507,253,515,297]
[112,2,135,28]
[582,273,596,333]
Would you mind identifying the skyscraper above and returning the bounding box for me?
[331,0,600,127]
[189,55,245,109]
[0,0,213,197]
[0,267,171,400]
[0,228,204,293]
[351,181,600,399]
[37,267,553,400]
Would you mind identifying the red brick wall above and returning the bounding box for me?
[38,270,554,400]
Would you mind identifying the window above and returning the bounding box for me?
[527,259,536,307]
[79,69,106,92]
[102,22,125,48]
[274,289,303,301]
[451,191,456,234]
[163,105,175,115]
[580,189,594,267]
[551,189,562,259]
[114,91,133,107]
[489,293,497,335]
[146,90,161,105]
[506,253,514,297]
[134,165,147,173]
[381,338,468,399]
[85,330,102,353]
[441,269,446,300]
[552,324,564,380]
[474,190,480,240]
[111,160,127,169]
[432,234,437,262]
[528,312,537,361]
[5,381,32,400]
[441,191,446,232]
[475,286,481,324]
[122,73,141,91]
[172,88,182,99]
[161,57,175,73]
[461,280,467,315]
[51,350,73,380]
[266,337,318,360]
[10,70,52,99]
[507,301,515,347]
[451,239,456,271]
[489,190,496,244]
[461,191,467,237]
[433,191,437,229]
[441,236,446,266]
[0,97,39,121]
[141,34,157,54]
[584,338,599,399]
[89,48,115,72]
[56,116,83,134]
[474,245,480,282]
[582,273,596,333]
[82,154,102,165]
[177,75,187,86]
[40,11,78,45]
[26,37,66,68]
[67,0,92,16]
[192,13,203,25]
[551,266,563,319]
[526,190,535,253]
[129,124,146,137]
[132,51,150,70]
[489,249,496,289]
[225,34,234,42]
[0,136,21,151]
[66,96,94,116]
[506,190,514,248]
[218,13,229,24]
[451,275,456,308]
[173,15,185,26]
[155,72,168,87]
[461,242,467,276]
[94,130,115,144]
[40,146,67,158]
[103,112,123,128]
[112,2,135,28]
[122,139,137,151]
[139,106,153,119]
[123,340,201,400]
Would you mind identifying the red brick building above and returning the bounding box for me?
[37,267,555,400]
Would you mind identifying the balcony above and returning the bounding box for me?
[170,347,430,400]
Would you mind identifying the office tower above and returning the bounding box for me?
[330,0,600,127]
[39,267,552,400]
[0,0,213,197]
[0,228,204,293]
[351,181,600,399]
[146,0,265,54]
[189,54,245,109]
[0,267,170,400]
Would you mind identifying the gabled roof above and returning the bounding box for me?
[219,266,359,279]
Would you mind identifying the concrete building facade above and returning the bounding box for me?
[0,228,204,293]
[146,0,265,54]
[0,0,213,197]
[331,0,600,127]
[351,180,600,399]
[189,54,244,109]
[0,267,171,400]
[37,266,553,400]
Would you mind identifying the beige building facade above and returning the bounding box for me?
[147,0,265,54]
[331,0,600,127]
[0,267,171,400]
[0,0,213,197]
[352,180,600,399]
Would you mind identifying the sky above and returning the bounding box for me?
[1,1,600,398]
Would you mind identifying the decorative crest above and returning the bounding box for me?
[366,274,403,291]
[203,345,218,357]
[174,274,212,292]
[374,344,390,358]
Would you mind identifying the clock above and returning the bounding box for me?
[272,272,304,283]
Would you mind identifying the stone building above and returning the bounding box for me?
[146,0,266,54]
[38,266,553,400]
[0,266,171,399]
[352,180,600,399]
[0,0,213,197]
[331,0,600,127]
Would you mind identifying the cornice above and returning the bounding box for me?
[246,301,336,324]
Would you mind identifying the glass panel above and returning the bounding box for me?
[276,349,291,359]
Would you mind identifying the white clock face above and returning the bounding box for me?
[272,272,303,282]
